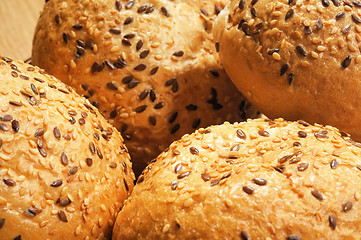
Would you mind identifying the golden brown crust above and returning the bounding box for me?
[0,57,134,240]
[213,0,361,142]
[32,0,258,174]
[113,118,361,239]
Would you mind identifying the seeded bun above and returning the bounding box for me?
[213,0,361,141]
[113,118,361,239]
[32,0,258,174]
[0,57,134,240]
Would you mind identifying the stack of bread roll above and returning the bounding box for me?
[0,0,361,239]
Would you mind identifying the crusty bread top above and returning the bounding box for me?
[32,0,258,174]
[0,57,134,240]
[213,0,361,141]
[114,118,361,239]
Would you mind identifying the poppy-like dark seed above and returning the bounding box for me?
[109,27,121,34]
[298,163,309,171]
[161,7,170,17]
[72,24,83,30]
[174,163,182,174]
[149,115,157,126]
[258,130,270,137]
[243,186,254,194]
[285,9,294,20]
[343,201,353,212]
[336,12,346,20]
[134,64,146,71]
[171,124,180,134]
[139,90,149,100]
[51,179,62,187]
[154,102,165,109]
[296,45,307,56]
[128,80,140,89]
[124,16,134,25]
[288,73,295,86]
[332,0,340,5]
[240,230,250,240]
[135,105,147,113]
[140,50,150,58]
[280,64,289,76]
[342,55,352,68]
[96,147,103,159]
[58,210,68,222]
[329,214,337,230]
[86,158,93,167]
[0,218,5,229]
[311,189,324,200]
[287,236,302,240]
[251,7,257,17]
[3,178,16,186]
[352,14,361,24]
[115,0,122,11]
[11,120,19,133]
[252,178,267,185]
[177,171,191,179]
[330,159,338,169]
[316,19,323,29]
[322,0,330,6]
[304,26,312,34]
[190,147,199,155]
[138,5,147,13]
[145,5,155,13]
[239,0,245,9]
[342,24,352,34]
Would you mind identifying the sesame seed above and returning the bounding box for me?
[243,186,254,194]
[171,180,178,190]
[311,189,323,201]
[190,147,199,155]
[252,178,267,185]
[329,214,337,230]
[3,178,16,186]
[58,210,68,222]
[285,9,294,20]
[177,171,191,179]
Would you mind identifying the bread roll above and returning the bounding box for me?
[0,57,134,239]
[113,118,361,239]
[32,0,258,174]
[213,0,361,141]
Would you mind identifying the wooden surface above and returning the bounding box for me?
[0,0,44,61]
